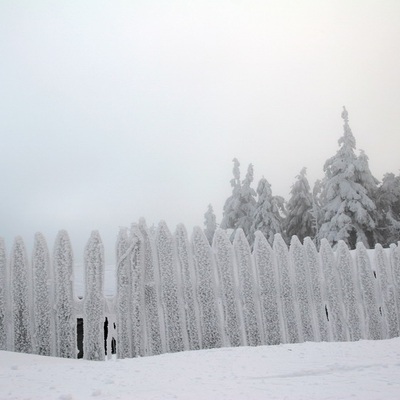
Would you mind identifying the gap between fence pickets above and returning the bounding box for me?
[0,226,399,360]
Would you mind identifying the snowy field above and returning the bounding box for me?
[1,338,400,400]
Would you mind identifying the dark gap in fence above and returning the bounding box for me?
[77,318,83,359]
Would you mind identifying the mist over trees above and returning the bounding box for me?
[213,108,400,249]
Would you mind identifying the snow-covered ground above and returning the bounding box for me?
[1,338,400,400]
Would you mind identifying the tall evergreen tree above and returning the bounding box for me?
[377,172,400,246]
[286,167,314,242]
[221,159,257,242]
[251,178,286,245]
[220,158,241,231]
[204,204,217,245]
[317,107,379,249]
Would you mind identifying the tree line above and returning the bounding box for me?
[204,107,400,249]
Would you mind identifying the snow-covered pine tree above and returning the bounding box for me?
[355,242,382,340]
[191,227,223,349]
[32,233,53,356]
[253,231,282,345]
[175,224,201,351]
[286,168,314,242]
[204,204,217,245]
[53,230,76,358]
[0,238,7,350]
[237,164,257,243]
[251,178,286,246]
[83,231,105,361]
[10,236,33,353]
[221,160,257,243]
[138,219,164,356]
[374,244,399,338]
[220,158,242,233]
[318,107,379,249]
[377,172,400,246]
[213,228,244,347]
[156,221,187,353]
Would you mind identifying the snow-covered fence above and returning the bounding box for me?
[0,223,399,360]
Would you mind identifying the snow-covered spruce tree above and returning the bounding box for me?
[251,178,286,246]
[319,239,347,342]
[0,238,7,350]
[156,221,187,353]
[116,228,133,359]
[220,158,242,233]
[191,227,223,349]
[10,236,33,353]
[213,228,244,347]
[377,172,400,246]
[286,168,315,242]
[53,230,76,358]
[336,241,363,341]
[303,237,330,341]
[175,224,201,351]
[204,204,217,245]
[374,244,399,338]
[32,233,53,356]
[233,229,263,346]
[253,231,283,345]
[318,107,379,249]
[221,160,257,242]
[273,234,300,344]
[83,231,105,361]
[138,219,164,356]
[289,236,315,342]
[355,242,382,340]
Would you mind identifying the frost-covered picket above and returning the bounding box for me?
[0,224,399,361]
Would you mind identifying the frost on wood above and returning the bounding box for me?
[129,225,146,358]
[389,244,400,317]
[289,236,315,342]
[116,228,133,359]
[11,237,33,354]
[273,234,299,344]
[32,233,53,356]
[213,229,244,347]
[175,224,200,351]
[156,221,186,353]
[303,237,330,342]
[0,238,7,350]
[355,242,382,340]
[336,241,363,341]
[233,229,262,346]
[374,244,399,338]
[192,227,222,349]
[253,232,282,345]
[320,239,347,342]
[139,220,164,356]
[83,231,105,361]
[53,230,76,358]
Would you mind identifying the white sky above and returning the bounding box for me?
[1,0,399,263]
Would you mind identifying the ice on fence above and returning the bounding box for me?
[253,232,282,345]
[213,228,244,347]
[32,233,53,356]
[374,244,399,338]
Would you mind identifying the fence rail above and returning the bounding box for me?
[0,221,399,360]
